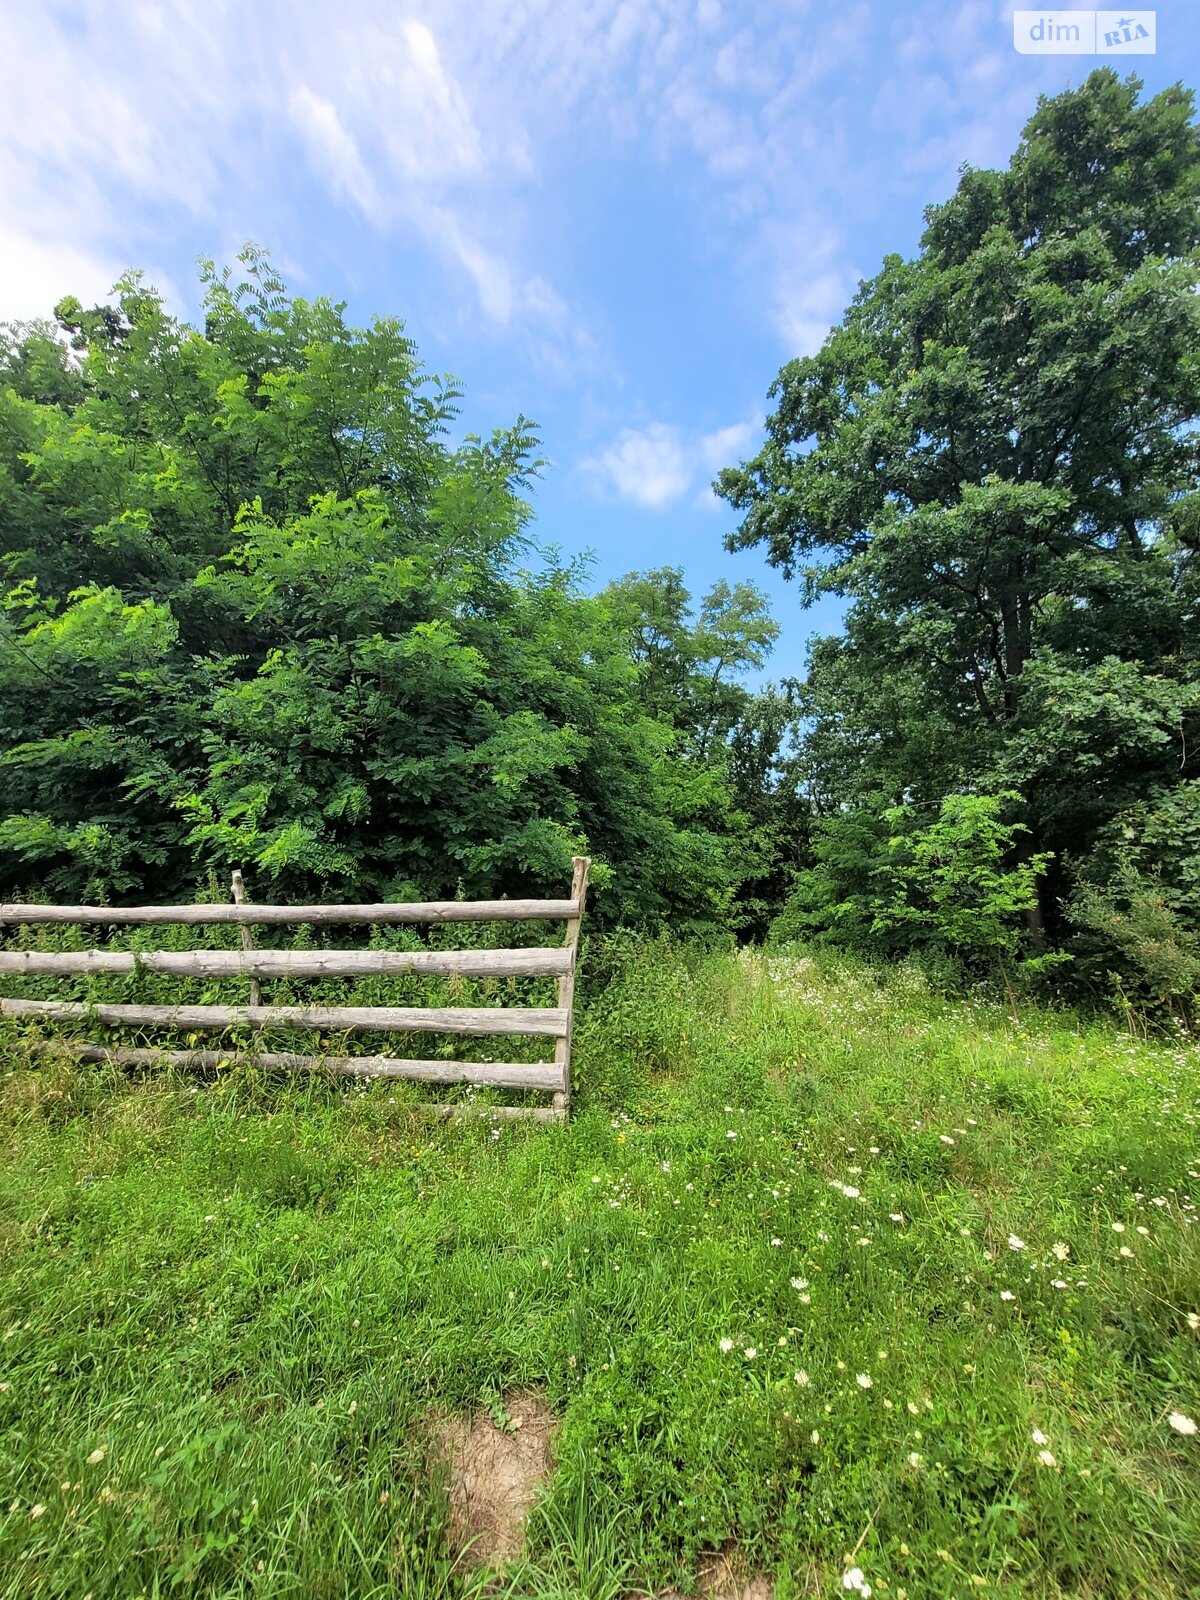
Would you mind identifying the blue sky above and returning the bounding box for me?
[3,1,1198,683]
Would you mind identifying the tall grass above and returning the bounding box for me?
[1,939,1198,1597]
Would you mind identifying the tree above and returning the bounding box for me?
[719,71,1200,974]
[0,251,766,926]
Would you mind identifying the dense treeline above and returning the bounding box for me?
[720,71,1200,1023]
[3,70,1199,1026]
[0,252,797,931]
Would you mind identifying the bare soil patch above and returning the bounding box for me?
[429,1389,556,1569]
[653,1547,775,1599]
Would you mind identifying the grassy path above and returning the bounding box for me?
[1,944,1198,1597]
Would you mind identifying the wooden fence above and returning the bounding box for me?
[0,857,591,1123]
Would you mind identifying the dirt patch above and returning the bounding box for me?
[429,1389,555,1569]
[654,1548,775,1599]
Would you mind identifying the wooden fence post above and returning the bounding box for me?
[553,856,590,1120]
[230,870,261,1008]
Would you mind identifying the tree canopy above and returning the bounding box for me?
[0,251,799,927]
[718,71,1200,1015]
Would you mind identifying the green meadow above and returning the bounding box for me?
[1,941,1198,1599]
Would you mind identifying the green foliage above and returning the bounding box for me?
[773,792,1049,973]
[0,250,784,927]
[718,70,1200,996]
[1069,781,1200,1025]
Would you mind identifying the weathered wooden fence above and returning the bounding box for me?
[0,857,590,1123]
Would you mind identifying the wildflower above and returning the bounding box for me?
[1119,1245,1134,1258]
[1111,1222,1125,1233]
[794,1370,810,1386]
[1168,1412,1197,1436]
[347,1401,357,1415]
[843,1567,872,1596]
[1052,1242,1070,1260]
[1000,1291,1015,1302]
[719,1338,734,1353]
[86,1448,106,1466]
[889,1213,904,1223]
[1187,1313,1200,1331]
[770,1238,782,1247]
[856,1373,873,1389]
[811,1429,820,1443]
[743,1347,757,1361]
[907,1451,923,1467]
[29,1503,46,1519]
[725,1131,737,1140]
[1051,1279,1067,1289]
[791,1278,809,1292]
[1031,1428,1048,1445]
[841,1185,861,1199]
[906,1401,919,1415]
[1037,1449,1057,1467]
[1137,1226,1150,1236]
[1008,1234,1026,1251]
[939,1135,955,1146]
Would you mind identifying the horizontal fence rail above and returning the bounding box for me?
[0,947,573,980]
[0,999,570,1036]
[0,899,579,926]
[44,1046,564,1092]
[0,859,592,1121]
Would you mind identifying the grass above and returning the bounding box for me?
[1,937,1199,1598]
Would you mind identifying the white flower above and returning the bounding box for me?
[743,1347,757,1360]
[1168,1411,1197,1436]
[1187,1312,1200,1331]
[794,1370,810,1386]
[856,1373,873,1389]
[842,1185,861,1199]
[843,1567,872,1596]
[1119,1245,1134,1258]
[29,1503,46,1519]
[725,1131,737,1140]
[1051,1279,1067,1289]
[1052,1242,1070,1260]
[1000,1291,1015,1302]
[86,1448,106,1466]
[1037,1449,1057,1467]
[811,1428,820,1443]
[791,1278,809,1291]
[939,1135,955,1146]
[907,1451,923,1468]
[719,1337,734,1354]
[1111,1222,1125,1233]
[889,1213,904,1223]
[1008,1234,1026,1251]
[770,1238,783,1247]
[1031,1428,1048,1446]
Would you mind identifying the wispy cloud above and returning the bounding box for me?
[287,88,380,217]
[585,415,761,509]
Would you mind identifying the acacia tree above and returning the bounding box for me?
[718,71,1200,962]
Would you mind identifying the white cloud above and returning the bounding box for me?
[775,269,854,357]
[288,88,380,216]
[0,0,1048,381]
[0,232,128,323]
[586,423,692,508]
[586,413,760,509]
